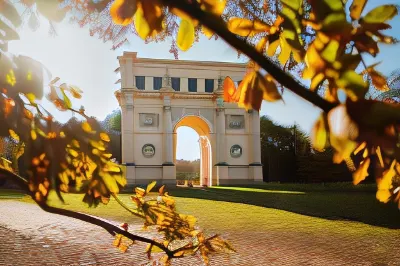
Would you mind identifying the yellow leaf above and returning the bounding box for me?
[100,132,110,142]
[135,187,146,197]
[177,19,195,51]
[31,130,37,140]
[202,25,214,39]
[6,69,16,86]
[256,37,268,53]
[311,115,329,152]
[9,129,19,142]
[353,158,370,185]
[353,141,367,155]
[146,181,157,193]
[361,4,398,24]
[113,234,123,247]
[350,0,367,20]
[67,148,79,158]
[110,0,137,26]
[25,93,36,104]
[227,18,270,37]
[376,146,384,168]
[134,5,151,39]
[278,37,291,65]
[267,39,280,57]
[38,183,48,196]
[81,121,92,133]
[201,0,226,16]
[102,173,119,193]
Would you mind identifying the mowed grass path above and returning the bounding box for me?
[1,183,400,265]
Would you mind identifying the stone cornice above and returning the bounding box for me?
[129,90,219,100]
[117,52,247,69]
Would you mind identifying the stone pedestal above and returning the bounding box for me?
[216,165,229,185]
[162,165,176,185]
[249,165,263,182]
[124,164,136,186]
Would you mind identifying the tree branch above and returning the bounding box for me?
[162,0,337,113]
[0,168,174,257]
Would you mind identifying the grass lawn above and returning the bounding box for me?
[2,182,399,229]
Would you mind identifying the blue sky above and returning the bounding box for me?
[8,0,400,161]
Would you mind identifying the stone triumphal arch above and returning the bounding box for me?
[115,52,262,185]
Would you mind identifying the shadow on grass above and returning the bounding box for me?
[163,184,400,229]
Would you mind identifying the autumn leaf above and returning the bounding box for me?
[311,114,329,152]
[257,73,282,102]
[353,158,370,185]
[202,25,214,39]
[360,5,398,24]
[100,132,111,142]
[81,121,92,133]
[9,129,19,142]
[110,0,137,26]
[350,0,367,20]
[201,0,226,16]
[227,18,270,37]
[223,76,236,102]
[177,19,195,51]
[146,181,156,194]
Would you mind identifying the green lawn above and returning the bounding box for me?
[2,182,399,229]
[165,183,400,229]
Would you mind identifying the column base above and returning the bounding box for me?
[249,165,263,182]
[162,165,176,185]
[216,165,229,186]
[123,164,136,186]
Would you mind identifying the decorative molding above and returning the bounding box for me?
[230,145,243,158]
[139,113,159,127]
[226,115,245,129]
[142,144,155,158]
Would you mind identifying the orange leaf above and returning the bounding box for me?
[110,0,137,26]
[223,76,236,102]
[353,158,370,185]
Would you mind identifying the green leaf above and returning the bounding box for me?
[60,89,72,109]
[322,12,352,33]
[361,5,398,24]
[350,0,367,20]
[321,40,339,63]
[281,0,302,11]
[337,70,367,100]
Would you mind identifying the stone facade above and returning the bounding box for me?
[115,52,262,185]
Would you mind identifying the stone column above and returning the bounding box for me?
[119,89,136,185]
[215,96,229,185]
[249,110,263,182]
[216,101,227,165]
[162,96,176,183]
[120,90,135,164]
[163,96,174,165]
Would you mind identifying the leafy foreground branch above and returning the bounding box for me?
[0,168,234,265]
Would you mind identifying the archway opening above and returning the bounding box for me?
[174,116,212,187]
